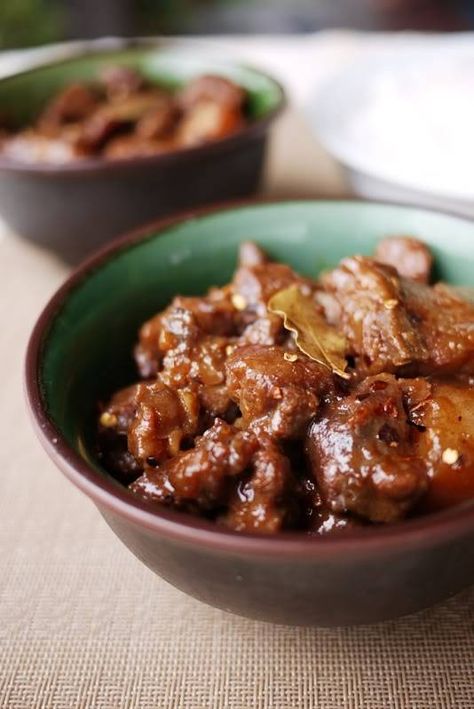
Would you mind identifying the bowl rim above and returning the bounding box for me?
[0,44,286,176]
[25,197,474,558]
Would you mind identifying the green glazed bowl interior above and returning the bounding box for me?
[32,200,474,543]
[0,46,283,131]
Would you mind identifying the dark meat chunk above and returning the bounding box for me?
[137,296,237,418]
[170,289,237,336]
[306,373,428,523]
[314,289,342,326]
[101,380,200,466]
[99,384,143,484]
[79,91,168,152]
[178,75,246,112]
[238,313,285,347]
[135,97,179,140]
[130,419,258,508]
[128,381,200,464]
[135,312,167,378]
[177,75,246,147]
[224,440,293,533]
[404,281,474,376]
[2,69,248,165]
[323,256,474,376]
[78,110,124,153]
[135,243,300,377]
[177,101,243,147]
[323,257,428,374]
[131,419,294,533]
[135,288,237,378]
[410,379,474,512]
[226,345,332,438]
[375,236,433,283]
[100,65,145,101]
[160,331,231,417]
[38,83,98,134]
[231,242,300,345]
[100,443,142,486]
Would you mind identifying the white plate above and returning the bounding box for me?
[307,36,474,216]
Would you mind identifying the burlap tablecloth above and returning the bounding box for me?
[1,34,473,709]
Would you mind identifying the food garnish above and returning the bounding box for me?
[268,285,350,379]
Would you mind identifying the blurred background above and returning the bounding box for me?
[2,0,474,49]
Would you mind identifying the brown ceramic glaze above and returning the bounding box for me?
[0,50,284,264]
[25,200,474,626]
[0,137,267,263]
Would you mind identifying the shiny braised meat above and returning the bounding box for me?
[374,235,433,283]
[226,345,332,438]
[98,237,474,535]
[306,374,428,523]
[1,69,248,164]
[131,419,294,533]
[323,257,474,376]
[410,379,474,512]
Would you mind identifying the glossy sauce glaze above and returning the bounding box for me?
[98,236,474,535]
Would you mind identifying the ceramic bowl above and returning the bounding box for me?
[26,200,474,626]
[0,44,284,262]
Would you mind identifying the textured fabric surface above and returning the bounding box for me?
[1,34,473,709]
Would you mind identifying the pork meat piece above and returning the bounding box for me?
[374,236,433,283]
[306,373,428,523]
[79,91,168,151]
[224,440,293,533]
[177,101,243,147]
[178,75,246,112]
[226,344,332,438]
[237,313,285,347]
[410,379,474,512]
[130,418,258,508]
[38,83,98,134]
[135,97,179,140]
[98,384,143,483]
[160,330,232,417]
[404,281,474,376]
[135,288,237,378]
[322,257,427,374]
[100,380,200,466]
[136,296,237,418]
[323,256,474,376]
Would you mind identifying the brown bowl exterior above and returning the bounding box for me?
[0,44,284,263]
[27,405,474,626]
[0,132,267,263]
[100,507,473,626]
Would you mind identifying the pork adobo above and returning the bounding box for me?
[98,236,474,535]
[0,68,248,164]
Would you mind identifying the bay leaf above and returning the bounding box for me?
[268,285,350,379]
